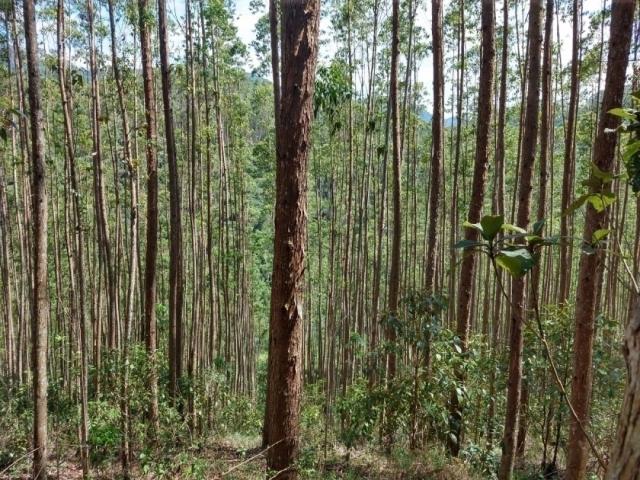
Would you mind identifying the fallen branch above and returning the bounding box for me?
[0,448,39,476]
[221,438,284,477]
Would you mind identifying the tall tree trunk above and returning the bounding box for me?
[157,0,184,401]
[386,0,401,382]
[23,0,49,476]
[498,1,543,478]
[87,0,118,356]
[558,0,581,305]
[566,1,636,476]
[449,0,495,456]
[487,0,509,450]
[517,0,554,461]
[264,0,320,477]
[263,0,280,447]
[138,0,160,439]
[56,1,89,475]
[424,0,443,292]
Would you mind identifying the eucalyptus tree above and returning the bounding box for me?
[558,0,582,305]
[263,0,320,478]
[157,0,184,401]
[23,0,49,476]
[138,0,160,439]
[386,0,401,384]
[566,1,636,477]
[498,0,543,477]
[449,0,495,456]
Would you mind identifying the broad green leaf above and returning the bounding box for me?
[582,177,601,190]
[453,239,485,250]
[586,192,616,212]
[623,140,640,162]
[496,248,535,278]
[502,223,527,234]
[525,235,543,245]
[540,236,560,246]
[608,108,636,121]
[563,194,589,216]
[532,219,545,235]
[462,220,483,235]
[592,228,610,243]
[590,163,615,183]
[480,215,504,240]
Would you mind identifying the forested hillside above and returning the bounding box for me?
[0,0,639,478]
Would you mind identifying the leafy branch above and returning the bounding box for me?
[455,214,606,470]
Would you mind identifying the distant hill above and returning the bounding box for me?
[419,110,459,128]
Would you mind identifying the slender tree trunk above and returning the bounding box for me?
[558,0,581,305]
[517,0,554,461]
[56,1,89,475]
[449,0,495,456]
[566,1,636,476]
[157,0,184,401]
[424,0,443,292]
[263,0,280,447]
[386,0,401,382]
[87,0,118,357]
[24,0,49,476]
[498,1,543,478]
[138,0,160,439]
[264,0,320,477]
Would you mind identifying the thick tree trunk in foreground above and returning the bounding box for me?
[138,0,160,439]
[449,0,495,456]
[264,0,320,478]
[24,0,49,476]
[607,292,640,479]
[566,1,636,477]
[498,0,542,478]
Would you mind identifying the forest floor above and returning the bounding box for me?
[0,434,482,479]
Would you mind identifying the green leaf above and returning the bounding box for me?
[540,236,560,246]
[501,223,527,234]
[462,220,483,235]
[525,235,543,245]
[496,248,535,278]
[0,128,6,143]
[590,163,615,183]
[480,215,504,240]
[453,239,485,250]
[608,108,636,121]
[563,194,589,216]
[586,192,616,212]
[592,228,610,244]
[532,219,545,235]
[7,107,26,119]
[622,140,640,162]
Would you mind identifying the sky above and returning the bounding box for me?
[36,0,609,116]
[207,0,608,114]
